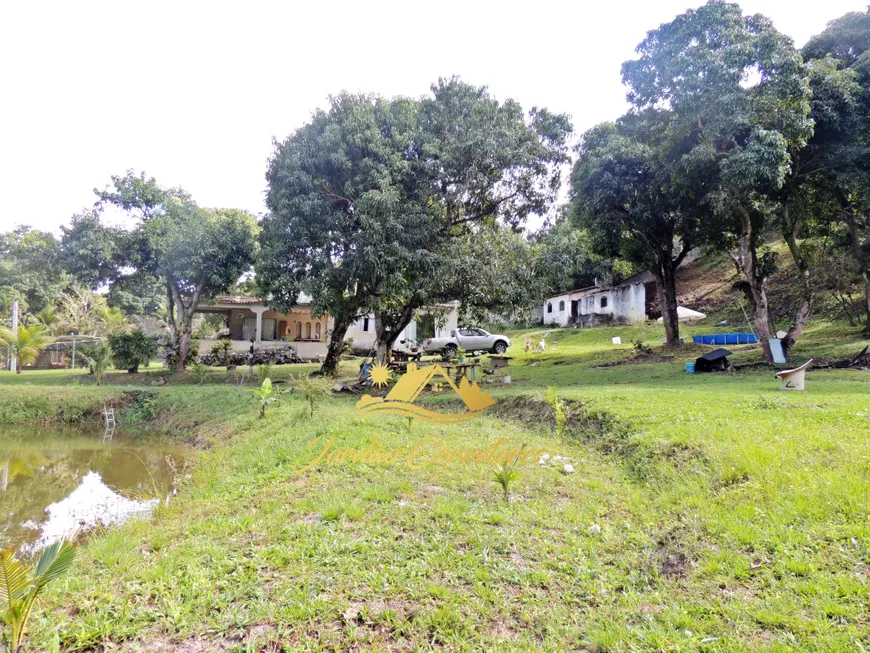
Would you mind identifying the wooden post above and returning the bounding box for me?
[8,300,18,372]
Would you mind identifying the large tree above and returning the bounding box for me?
[259,93,429,374]
[621,0,814,361]
[366,78,571,363]
[570,110,700,345]
[802,9,870,335]
[59,209,125,290]
[96,171,259,370]
[261,79,572,368]
[0,227,69,317]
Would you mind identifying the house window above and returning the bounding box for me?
[315,322,321,340]
[558,300,565,312]
[295,322,302,339]
[547,302,552,314]
[242,317,257,341]
[363,317,370,332]
[305,322,312,339]
[600,297,608,308]
[262,318,277,341]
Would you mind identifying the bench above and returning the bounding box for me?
[775,359,813,390]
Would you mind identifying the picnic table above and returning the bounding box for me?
[438,361,482,383]
[390,359,483,383]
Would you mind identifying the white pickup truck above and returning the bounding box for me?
[421,327,512,356]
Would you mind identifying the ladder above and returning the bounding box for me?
[102,404,116,428]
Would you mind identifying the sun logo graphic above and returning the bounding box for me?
[355,363,496,423]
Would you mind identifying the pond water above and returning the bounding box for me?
[0,426,187,553]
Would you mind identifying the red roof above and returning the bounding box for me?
[215,296,262,305]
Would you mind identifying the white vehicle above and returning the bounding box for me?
[422,327,512,356]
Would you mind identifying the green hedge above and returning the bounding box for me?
[0,387,123,424]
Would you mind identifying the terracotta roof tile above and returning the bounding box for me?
[215,296,262,305]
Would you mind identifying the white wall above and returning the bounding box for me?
[543,283,646,326]
[346,304,460,351]
[543,293,572,326]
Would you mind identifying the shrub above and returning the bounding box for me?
[544,386,568,443]
[255,362,274,384]
[79,343,112,385]
[209,340,233,367]
[161,338,199,370]
[631,339,652,355]
[191,362,209,385]
[294,373,333,416]
[109,329,158,373]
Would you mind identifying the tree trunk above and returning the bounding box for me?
[168,280,202,372]
[373,302,416,366]
[654,263,681,347]
[176,325,193,372]
[781,228,812,357]
[321,314,353,376]
[731,209,774,363]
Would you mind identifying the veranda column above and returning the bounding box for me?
[253,306,266,342]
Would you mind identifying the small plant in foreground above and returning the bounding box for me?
[249,378,279,418]
[255,362,274,384]
[0,540,75,653]
[231,370,251,391]
[294,373,333,417]
[492,450,523,503]
[191,362,209,385]
[545,386,568,443]
[631,338,652,355]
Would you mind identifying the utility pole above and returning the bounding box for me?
[8,300,18,372]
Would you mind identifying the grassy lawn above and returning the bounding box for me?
[2,321,868,651]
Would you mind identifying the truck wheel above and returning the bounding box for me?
[444,344,458,358]
[492,341,508,354]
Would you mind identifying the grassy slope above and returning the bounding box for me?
[3,320,868,652]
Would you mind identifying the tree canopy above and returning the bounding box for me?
[260,78,572,369]
[619,0,813,359]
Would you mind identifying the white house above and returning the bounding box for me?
[195,295,459,359]
[542,273,655,327]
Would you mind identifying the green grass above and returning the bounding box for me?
[2,320,868,651]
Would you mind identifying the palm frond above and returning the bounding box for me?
[0,548,30,607]
[31,541,75,597]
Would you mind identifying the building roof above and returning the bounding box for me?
[214,293,314,306]
[216,296,261,305]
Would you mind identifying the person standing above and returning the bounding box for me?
[248,337,255,374]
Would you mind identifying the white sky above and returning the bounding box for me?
[1,0,865,235]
